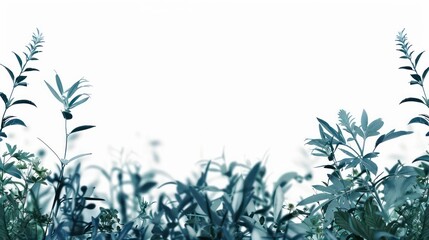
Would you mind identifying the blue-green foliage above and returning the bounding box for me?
[2,28,429,239]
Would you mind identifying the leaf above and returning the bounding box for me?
[400,97,425,105]
[55,73,64,94]
[361,110,368,131]
[1,64,14,82]
[139,181,157,194]
[416,51,425,67]
[4,118,26,128]
[44,80,63,103]
[361,158,378,175]
[399,66,413,70]
[409,116,429,126]
[10,99,36,107]
[117,221,134,240]
[273,185,284,222]
[62,111,73,120]
[297,193,334,206]
[366,118,384,137]
[413,154,429,163]
[423,67,429,80]
[243,162,261,192]
[70,125,95,134]
[317,118,344,143]
[15,75,27,83]
[374,129,412,149]
[411,74,422,82]
[0,93,8,105]
[69,95,89,109]
[68,153,92,162]
[12,52,22,68]
[24,68,39,72]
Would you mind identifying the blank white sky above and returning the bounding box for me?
[2,1,429,198]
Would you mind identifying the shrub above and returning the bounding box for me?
[0,28,428,239]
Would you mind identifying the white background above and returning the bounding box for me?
[2,0,429,200]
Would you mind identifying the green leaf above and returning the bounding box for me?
[273,185,284,222]
[374,129,412,149]
[139,181,157,194]
[361,110,368,131]
[0,93,8,105]
[409,116,429,126]
[15,75,27,83]
[243,162,261,192]
[413,154,429,163]
[55,73,64,94]
[297,193,334,206]
[12,52,22,68]
[361,158,378,175]
[411,74,422,82]
[62,111,73,120]
[10,99,37,107]
[24,68,38,72]
[317,118,344,143]
[423,67,429,80]
[69,95,89,109]
[4,118,26,128]
[366,118,384,137]
[399,66,413,70]
[70,125,95,134]
[400,97,425,105]
[68,153,92,162]
[44,80,63,103]
[1,64,14,82]
[416,51,425,67]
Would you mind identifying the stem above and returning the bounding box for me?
[44,119,69,238]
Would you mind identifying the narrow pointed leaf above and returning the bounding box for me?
[11,99,36,107]
[0,93,8,105]
[139,181,157,194]
[375,130,413,149]
[24,68,39,72]
[399,66,413,70]
[12,52,22,68]
[44,80,63,103]
[411,74,422,82]
[4,118,26,128]
[361,110,368,131]
[413,154,429,163]
[55,73,63,94]
[400,97,425,105]
[1,64,14,82]
[416,51,425,67]
[15,75,27,83]
[70,125,95,134]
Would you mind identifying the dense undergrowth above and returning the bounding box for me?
[1,29,429,239]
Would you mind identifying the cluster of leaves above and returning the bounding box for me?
[294,29,429,239]
[3,28,429,239]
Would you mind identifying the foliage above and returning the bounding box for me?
[1,28,429,239]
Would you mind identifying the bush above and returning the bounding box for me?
[0,28,428,239]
